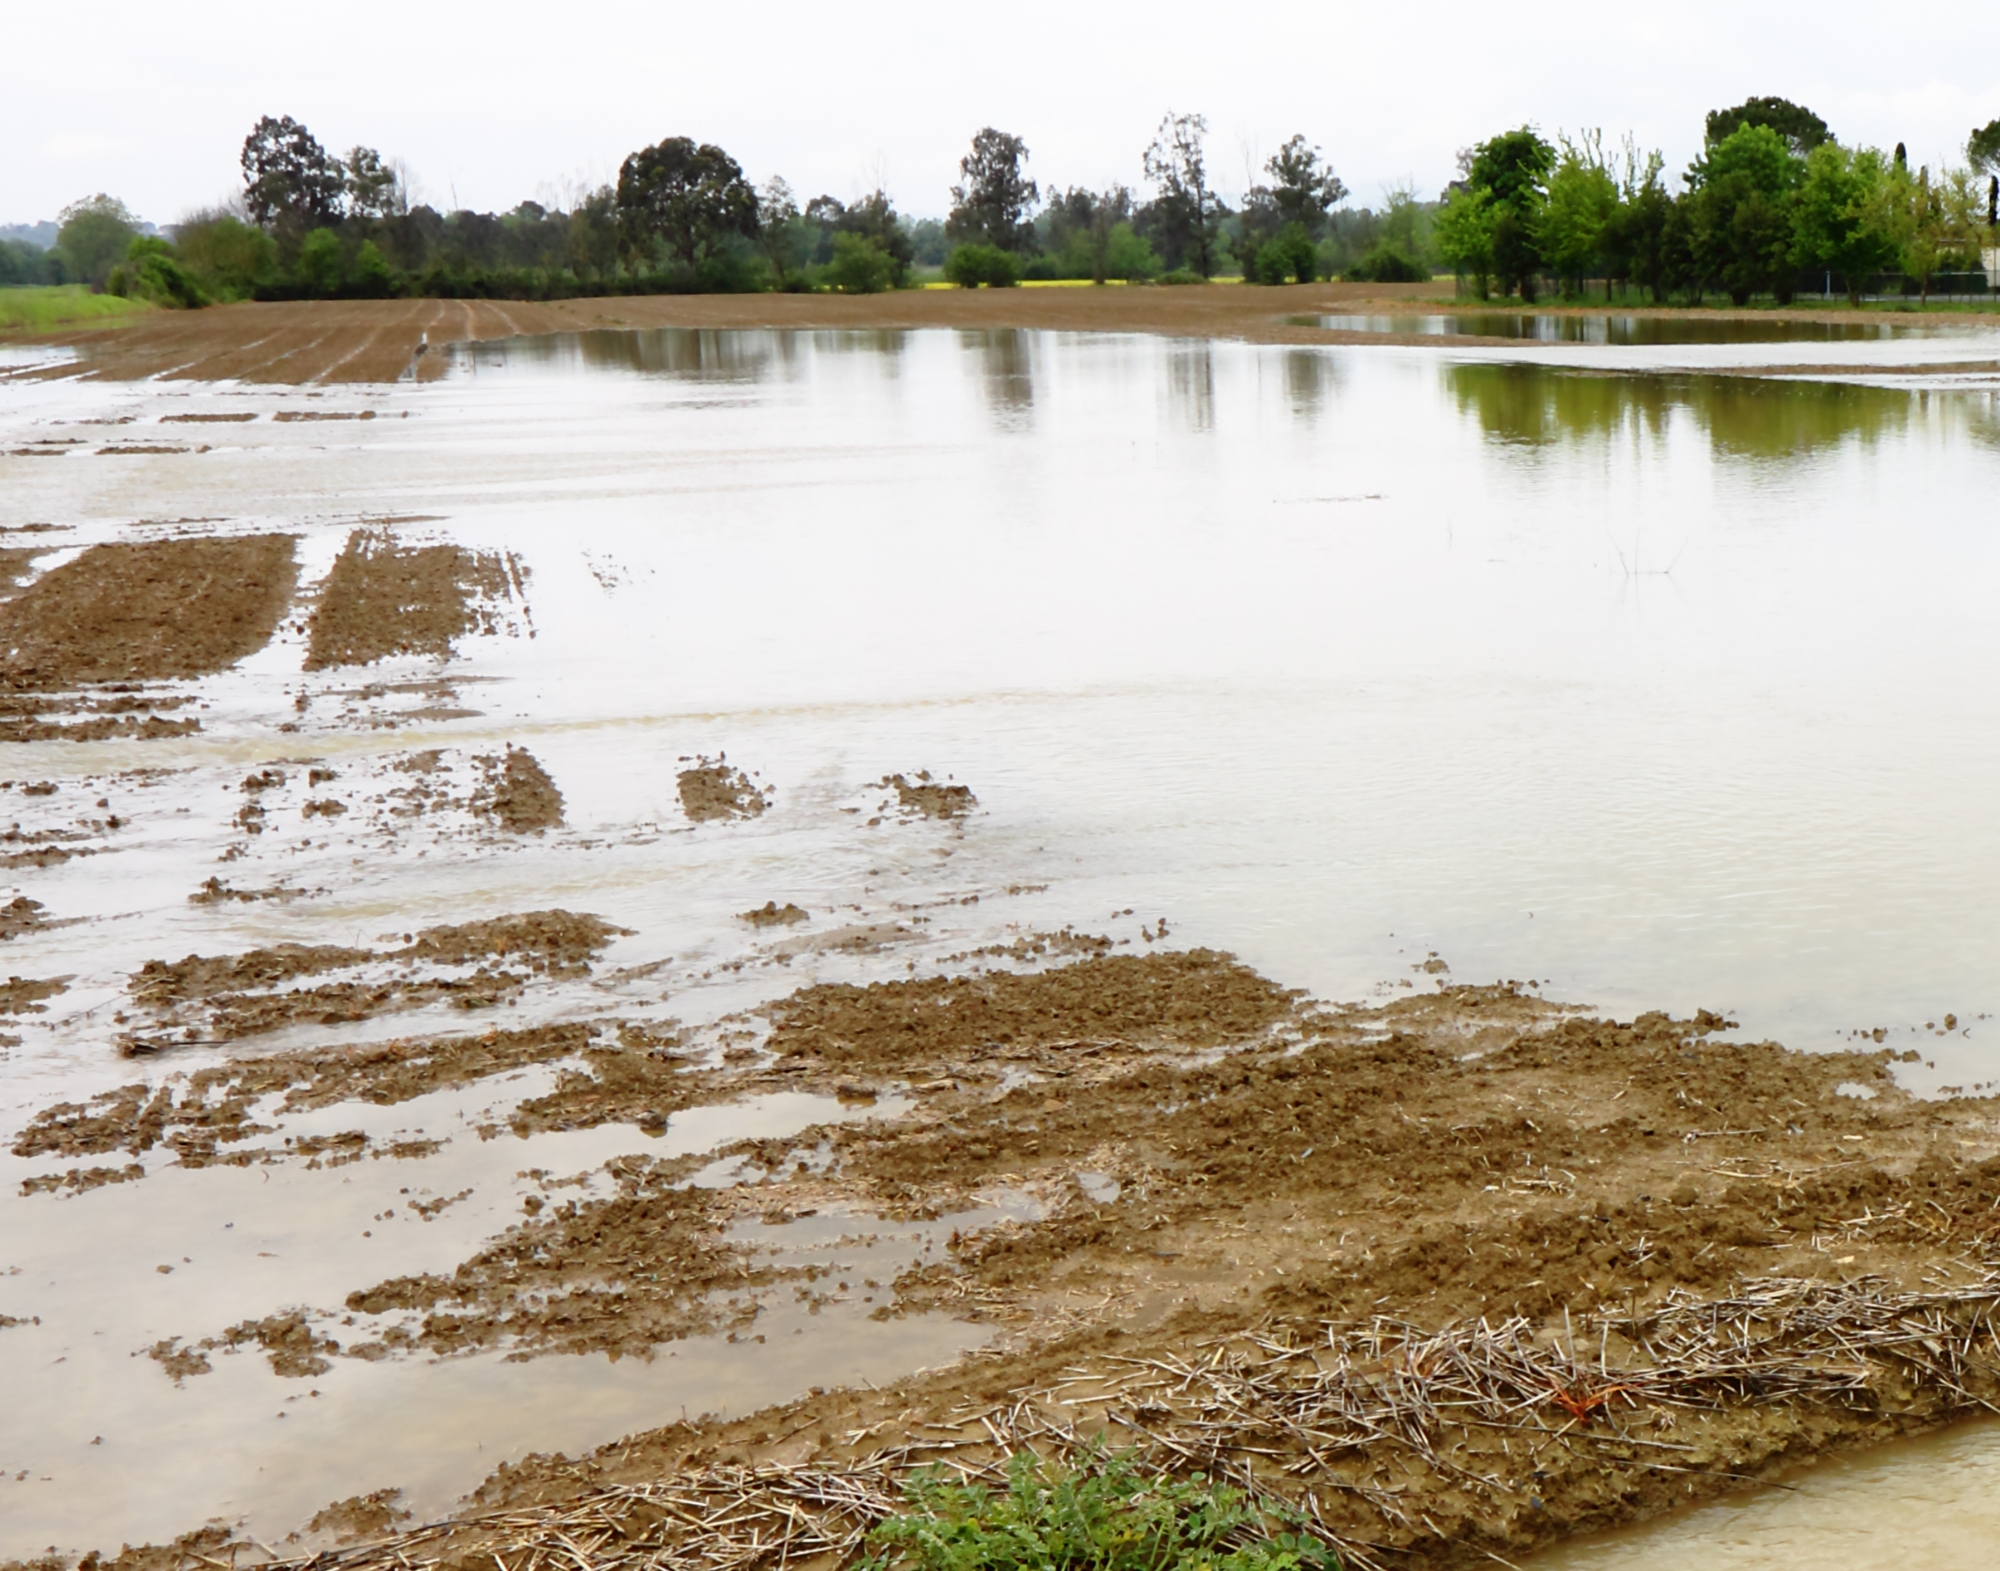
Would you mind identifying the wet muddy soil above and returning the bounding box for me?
[0,535,297,718]
[473,746,564,833]
[677,757,771,823]
[304,528,524,670]
[20,948,2000,1571]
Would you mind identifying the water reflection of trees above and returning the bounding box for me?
[959,330,1034,428]
[1168,344,1215,431]
[1284,349,1336,420]
[487,326,919,384]
[567,328,783,379]
[1446,363,1918,461]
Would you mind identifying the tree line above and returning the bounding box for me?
[8,102,1997,307]
[7,112,1427,304]
[1436,100,2000,305]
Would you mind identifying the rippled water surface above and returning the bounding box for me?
[6,324,2000,1555]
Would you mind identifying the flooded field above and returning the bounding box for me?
[5,322,2000,1568]
[1313,310,1963,344]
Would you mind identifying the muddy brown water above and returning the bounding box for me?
[3,324,2000,1563]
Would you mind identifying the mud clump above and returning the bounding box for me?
[188,877,313,905]
[146,1313,342,1384]
[16,1008,719,1181]
[880,771,977,820]
[223,1310,342,1376]
[0,974,66,1013]
[766,949,1300,1076]
[122,909,627,1044]
[20,1163,145,1197]
[307,1491,413,1544]
[473,745,564,832]
[304,527,522,670]
[0,895,49,941]
[396,909,629,975]
[741,901,809,928]
[677,756,770,822]
[146,1337,213,1382]
[131,942,375,1007]
[343,1159,770,1361]
[0,535,298,689]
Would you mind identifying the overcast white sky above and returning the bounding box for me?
[5,3,1996,227]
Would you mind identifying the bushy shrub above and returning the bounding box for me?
[861,1450,1341,1571]
[106,237,207,308]
[295,227,345,297]
[349,240,399,298]
[827,232,896,293]
[1157,267,1206,285]
[1345,245,1429,283]
[173,214,277,300]
[1104,223,1161,281]
[944,243,1022,287]
[1253,223,1317,284]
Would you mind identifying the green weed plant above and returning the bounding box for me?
[861,1450,1340,1571]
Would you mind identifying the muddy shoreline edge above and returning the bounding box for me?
[13,951,2000,1571]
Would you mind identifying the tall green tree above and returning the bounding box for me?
[242,116,345,236]
[1142,111,1222,277]
[1263,135,1347,233]
[1236,134,1346,277]
[1536,132,1618,294]
[1971,119,2000,176]
[54,194,139,287]
[756,177,808,286]
[344,147,405,220]
[1467,128,1554,297]
[1599,142,1671,300]
[947,128,1039,253]
[1687,123,1801,304]
[616,137,759,270]
[1433,185,1497,296]
[1704,97,1831,158]
[1043,187,1147,283]
[1792,142,1896,304]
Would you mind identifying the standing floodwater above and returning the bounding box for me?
[4,325,2000,1560]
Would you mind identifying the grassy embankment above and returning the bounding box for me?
[0,285,151,333]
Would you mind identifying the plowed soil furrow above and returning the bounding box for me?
[0,534,299,688]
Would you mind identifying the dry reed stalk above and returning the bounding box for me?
[230,1269,2000,1571]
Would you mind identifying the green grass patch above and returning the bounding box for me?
[861,1450,1341,1571]
[0,285,152,332]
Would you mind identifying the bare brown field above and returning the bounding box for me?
[16,285,1997,388]
[15,284,1442,385]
